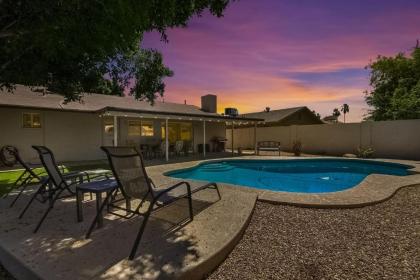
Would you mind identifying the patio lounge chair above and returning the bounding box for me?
[20,146,117,233]
[1,145,79,207]
[1,146,49,207]
[86,146,221,260]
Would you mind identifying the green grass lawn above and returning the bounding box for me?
[0,163,109,197]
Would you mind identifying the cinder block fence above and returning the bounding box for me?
[226,119,420,160]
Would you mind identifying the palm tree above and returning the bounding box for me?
[341,104,350,123]
[332,108,341,122]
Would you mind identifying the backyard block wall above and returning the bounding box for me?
[226,119,420,160]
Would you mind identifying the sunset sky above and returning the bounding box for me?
[143,0,420,122]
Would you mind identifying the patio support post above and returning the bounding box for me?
[254,121,257,154]
[203,120,206,158]
[113,116,118,147]
[231,121,234,156]
[165,118,169,162]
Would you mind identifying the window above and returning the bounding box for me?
[128,120,154,136]
[141,121,154,137]
[22,113,41,128]
[128,120,141,136]
[103,118,114,134]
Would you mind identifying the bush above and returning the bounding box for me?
[292,140,302,156]
[357,146,375,158]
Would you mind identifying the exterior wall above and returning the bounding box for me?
[0,108,228,163]
[0,108,44,162]
[0,108,104,163]
[193,121,226,152]
[227,119,420,160]
[43,110,103,162]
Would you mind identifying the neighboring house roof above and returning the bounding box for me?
[322,115,340,123]
[241,106,324,125]
[0,85,261,121]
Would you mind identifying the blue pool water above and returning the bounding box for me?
[167,159,411,193]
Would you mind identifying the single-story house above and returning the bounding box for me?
[0,86,260,163]
[240,106,324,127]
[322,115,340,124]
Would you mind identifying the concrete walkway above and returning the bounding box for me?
[0,175,256,280]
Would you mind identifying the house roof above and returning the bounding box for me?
[241,107,305,122]
[323,115,340,123]
[240,106,324,125]
[0,85,261,121]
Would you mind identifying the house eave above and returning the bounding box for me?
[99,107,263,122]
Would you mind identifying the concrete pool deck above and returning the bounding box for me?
[0,179,257,280]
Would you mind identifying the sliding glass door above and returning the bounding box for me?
[161,122,193,143]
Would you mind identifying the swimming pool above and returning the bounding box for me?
[167,159,412,193]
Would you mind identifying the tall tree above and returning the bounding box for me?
[311,110,321,120]
[332,108,341,122]
[340,103,350,123]
[0,0,231,103]
[365,42,420,120]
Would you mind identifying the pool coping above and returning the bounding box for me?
[150,156,420,208]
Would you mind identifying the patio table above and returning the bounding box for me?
[72,169,115,228]
[76,179,117,228]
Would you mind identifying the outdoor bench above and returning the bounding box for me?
[257,141,281,156]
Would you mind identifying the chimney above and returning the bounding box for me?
[201,94,217,113]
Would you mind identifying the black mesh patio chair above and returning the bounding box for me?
[1,145,82,207]
[86,146,221,260]
[20,146,116,233]
[1,146,50,207]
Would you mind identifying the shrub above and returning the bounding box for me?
[357,146,375,158]
[292,140,302,156]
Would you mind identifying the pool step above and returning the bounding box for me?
[200,164,234,172]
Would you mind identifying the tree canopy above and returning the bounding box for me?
[0,0,231,103]
[332,108,341,118]
[340,103,349,123]
[365,43,420,120]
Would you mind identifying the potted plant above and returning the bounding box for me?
[356,146,375,158]
[292,140,302,156]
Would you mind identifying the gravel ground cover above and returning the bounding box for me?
[209,186,420,280]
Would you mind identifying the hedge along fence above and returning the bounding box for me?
[226,119,420,160]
